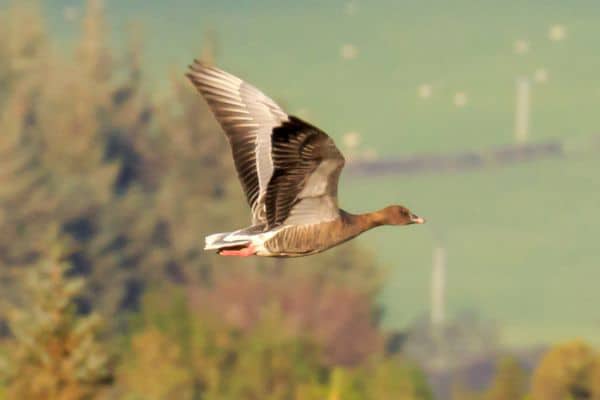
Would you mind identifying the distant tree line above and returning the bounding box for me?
[345,141,564,177]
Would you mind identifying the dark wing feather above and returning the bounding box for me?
[265,116,345,227]
[186,61,288,224]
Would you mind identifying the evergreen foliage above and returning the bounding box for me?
[5,241,113,400]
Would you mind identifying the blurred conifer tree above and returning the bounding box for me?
[5,238,113,400]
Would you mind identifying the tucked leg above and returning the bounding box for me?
[219,244,256,257]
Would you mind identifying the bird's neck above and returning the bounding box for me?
[340,209,386,235]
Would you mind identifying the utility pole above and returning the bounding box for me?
[515,77,531,144]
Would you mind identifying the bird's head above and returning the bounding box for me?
[380,205,426,226]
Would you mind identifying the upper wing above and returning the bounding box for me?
[186,61,288,224]
[265,116,345,227]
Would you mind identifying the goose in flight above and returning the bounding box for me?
[186,61,425,257]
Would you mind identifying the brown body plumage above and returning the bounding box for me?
[265,208,422,257]
[187,61,425,257]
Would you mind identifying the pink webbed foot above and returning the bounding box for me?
[219,244,256,257]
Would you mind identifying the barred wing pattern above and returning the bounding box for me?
[186,61,288,224]
[266,117,345,227]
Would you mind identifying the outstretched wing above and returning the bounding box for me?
[186,61,288,224]
[265,116,345,227]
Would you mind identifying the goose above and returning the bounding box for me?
[186,61,425,257]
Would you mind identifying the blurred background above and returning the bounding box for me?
[0,0,599,399]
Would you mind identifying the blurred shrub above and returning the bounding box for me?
[115,286,430,400]
[449,342,600,400]
[530,340,600,400]
[449,356,528,400]
[484,356,528,400]
[118,287,328,399]
[336,359,433,400]
[119,328,193,400]
[188,260,382,367]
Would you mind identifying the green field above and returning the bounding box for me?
[341,154,600,346]
[40,0,600,346]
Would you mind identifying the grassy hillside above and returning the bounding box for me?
[37,0,600,345]
[43,0,600,155]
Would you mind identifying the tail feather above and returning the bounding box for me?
[204,231,251,251]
